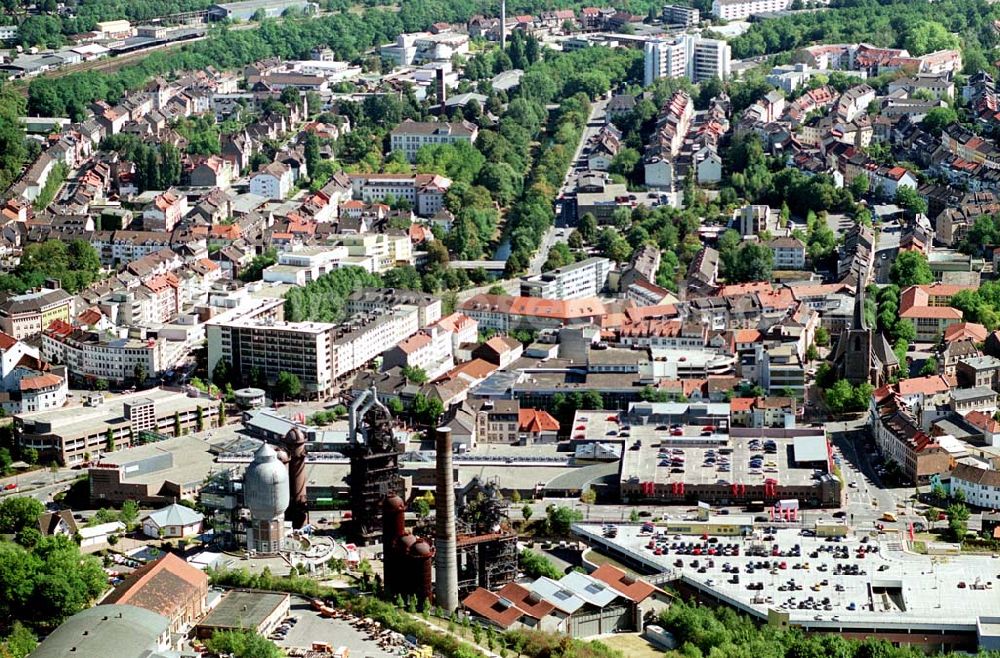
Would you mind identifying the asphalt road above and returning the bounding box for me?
[530,96,610,276]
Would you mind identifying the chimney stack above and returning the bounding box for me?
[500,0,507,51]
[436,67,447,117]
[434,426,458,611]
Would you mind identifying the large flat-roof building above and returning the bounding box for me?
[194,590,290,639]
[15,387,218,466]
[520,257,612,301]
[206,298,336,398]
[31,605,172,657]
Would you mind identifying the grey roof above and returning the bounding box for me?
[530,577,586,613]
[197,590,290,631]
[558,570,623,607]
[959,355,1000,371]
[31,605,170,658]
[145,503,203,527]
[952,386,997,402]
[792,435,828,463]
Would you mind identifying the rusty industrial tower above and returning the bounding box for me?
[347,387,404,545]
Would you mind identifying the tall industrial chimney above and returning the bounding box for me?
[436,67,447,117]
[284,428,308,528]
[500,0,507,51]
[434,426,458,612]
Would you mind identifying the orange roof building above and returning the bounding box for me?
[518,409,560,438]
[102,553,208,635]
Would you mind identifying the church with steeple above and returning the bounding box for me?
[831,287,900,387]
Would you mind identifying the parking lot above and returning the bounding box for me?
[577,523,1000,634]
[273,600,403,658]
[620,428,822,489]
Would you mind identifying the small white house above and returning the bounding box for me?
[142,503,204,539]
[78,521,125,549]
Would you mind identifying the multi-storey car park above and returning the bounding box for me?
[573,403,841,507]
[575,522,1000,651]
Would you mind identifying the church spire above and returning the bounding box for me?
[854,285,867,330]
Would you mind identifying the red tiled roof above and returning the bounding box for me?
[103,553,208,620]
[896,374,954,396]
[730,397,755,412]
[462,588,525,628]
[519,408,560,434]
[0,331,17,350]
[19,373,62,391]
[590,564,660,603]
[943,322,988,344]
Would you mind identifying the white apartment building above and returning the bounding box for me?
[206,299,335,398]
[711,0,828,20]
[662,4,700,26]
[389,120,479,162]
[767,237,807,270]
[347,173,452,217]
[520,257,612,300]
[332,305,420,379]
[381,324,454,380]
[757,342,806,397]
[42,325,168,385]
[950,463,1000,510]
[643,34,731,86]
[346,288,442,328]
[262,246,350,285]
[336,233,414,273]
[249,162,293,200]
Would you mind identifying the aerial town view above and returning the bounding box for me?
[5,0,1000,656]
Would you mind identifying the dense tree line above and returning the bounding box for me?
[26,0,643,118]
[660,595,989,658]
[0,240,102,294]
[283,266,381,322]
[0,87,28,195]
[731,0,997,68]
[0,498,107,631]
[102,134,182,192]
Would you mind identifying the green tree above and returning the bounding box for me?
[275,371,302,401]
[947,502,970,541]
[903,20,960,55]
[119,500,140,529]
[105,427,115,452]
[0,497,44,535]
[825,379,855,415]
[196,406,205,433]
[413,498,430,519]
[401,365,429,384]
[894,186,928,217]
[921,106,957,136]
[522,505,533,523]
[545,505,583,535]
[519,549,563,579]
[1,622,37,658]
[815,326,830,347]
[889,251,933,287]
[204,630,283,658]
